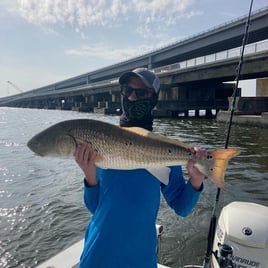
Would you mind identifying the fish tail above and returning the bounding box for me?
[200,148,240,190]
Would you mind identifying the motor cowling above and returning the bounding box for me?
[212,201,268,268]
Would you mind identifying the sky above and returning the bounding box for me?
[0,0,267,97]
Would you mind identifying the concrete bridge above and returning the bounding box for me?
[1,7,268,117]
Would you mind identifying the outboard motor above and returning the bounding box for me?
[212,201,268,268]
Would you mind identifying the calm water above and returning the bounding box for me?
[0,107,267,268]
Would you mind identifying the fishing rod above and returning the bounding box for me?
[202,0,254,267]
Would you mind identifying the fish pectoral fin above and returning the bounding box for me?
[146,167,171,185]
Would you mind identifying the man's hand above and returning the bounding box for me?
[75,143,98,186]
[187,147,206,190]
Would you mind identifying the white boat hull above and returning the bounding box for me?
[36,239,170,268]
[37,224,170,268]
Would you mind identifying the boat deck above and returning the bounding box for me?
[36,239,170,268]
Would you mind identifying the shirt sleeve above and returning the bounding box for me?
[161,166,203,217]
[84,179,100,214]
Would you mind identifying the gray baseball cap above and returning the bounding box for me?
[119,68,160,94]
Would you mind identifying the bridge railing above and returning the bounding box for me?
[153,39,268,73]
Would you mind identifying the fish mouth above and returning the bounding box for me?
[27,140,43,156]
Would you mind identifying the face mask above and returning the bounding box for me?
[121,95,158,120]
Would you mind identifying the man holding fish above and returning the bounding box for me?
[27,68,239,266]
[75,68,206,268]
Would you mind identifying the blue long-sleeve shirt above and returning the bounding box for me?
[79,166,202,268]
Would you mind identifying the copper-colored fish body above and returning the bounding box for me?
[27,119,240,190]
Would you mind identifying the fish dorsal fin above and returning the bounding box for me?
[122,127,191,149]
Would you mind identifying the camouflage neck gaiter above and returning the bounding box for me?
[119,95,158,131]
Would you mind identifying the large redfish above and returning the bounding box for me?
[27,119,240,190]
